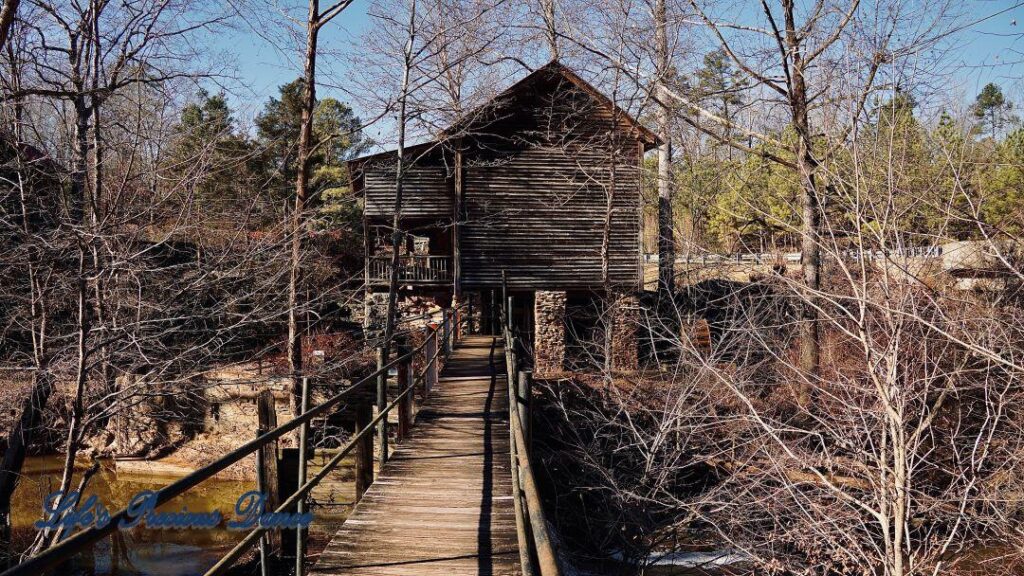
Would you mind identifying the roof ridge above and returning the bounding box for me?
[348,61,660,165]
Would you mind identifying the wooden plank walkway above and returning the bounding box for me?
[310,335,522,576]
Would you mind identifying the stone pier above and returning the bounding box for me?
[534,290,567,376]
[610,291,639,372]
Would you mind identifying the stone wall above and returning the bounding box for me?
[534,290,567,376]
[610,291,639,372]
[111,374,205,457]
[363,291,390,332]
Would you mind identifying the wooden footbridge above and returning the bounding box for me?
[311,336,520,575]
[3,304,560,576]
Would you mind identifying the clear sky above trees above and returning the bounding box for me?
[207,0,1024,151]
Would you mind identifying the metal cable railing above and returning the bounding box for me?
[1,307,462,576]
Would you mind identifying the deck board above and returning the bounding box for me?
[310,336,522,576]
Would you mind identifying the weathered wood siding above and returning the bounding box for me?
[357,66,649,291]
[458,76,642,290]
[461,147,640,290]
[363,161,452,218]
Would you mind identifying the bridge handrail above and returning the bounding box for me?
[203,337,437,576]
[1,309,459,576]
[501,273,561,576]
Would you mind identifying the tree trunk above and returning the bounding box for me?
[0,0,19,52]
[89,99,116,430]
[784,3,820,399]
[541,0,557,60]
[382,7,417,362]
[69,98,90,225]
[289,0,320,416]
[654,0,673,296]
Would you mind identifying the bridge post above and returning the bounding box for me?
[354,398,374,503]
[507,339,516,393]
[453,304,462,343]
[255,390,281,571]
[517,370,532,449]
[436,315,444,364]
[425,326,439,394]
[443,309,452,358]
[398,348,412,441]
[376,346,389,465]
[295,377,310,576]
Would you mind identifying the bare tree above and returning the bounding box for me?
[0,0,256,560]
[661,0,958,394]
[287,0,361,419]
[653,0,673,297]
[0,0,17,51]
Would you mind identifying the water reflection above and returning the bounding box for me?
[11,456,254,576]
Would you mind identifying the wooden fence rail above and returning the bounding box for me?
[645,245,946,266]
[502,271,561,576]
[367,255,452,284]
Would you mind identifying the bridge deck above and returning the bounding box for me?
[310,335,522,576]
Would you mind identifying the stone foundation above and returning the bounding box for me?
[534,291,567,376]
[363,291,389,332]
[365,291,451,334]
[610,291,640,372]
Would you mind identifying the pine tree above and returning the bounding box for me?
[256,79,370,211]
[696,49,747,160]
[973,83,1017,141]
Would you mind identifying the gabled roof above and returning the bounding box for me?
[348,60,661,170]
[439,60,661,148]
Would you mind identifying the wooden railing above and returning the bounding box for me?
[367,255,452,284]
[1,309,459,576]
[501,272,562,576]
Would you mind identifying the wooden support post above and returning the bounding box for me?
[506,295,515,382]
[397,353,412,441]
[501,271,509,332]
[453,142,462,322]
[256,391,280,571]
[432,325,441,386]
[507,365,534,576]
[376,346,389,465]
[508,345,517,397]
[449,308,455,346]
[507,295,513,333]
[443,309,452,357]
[354,400,373,502]
[295,377,309,576]
[518,370,532,449]
[425,327,438,394]
[439,310,446,360]
[441,311,448,357]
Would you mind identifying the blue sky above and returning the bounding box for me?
[952,2,1024,93]
[207,6,372,113]
[206,0,1024,138]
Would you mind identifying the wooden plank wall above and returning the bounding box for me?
[363,162,452,218]
[461,145,640,290]
[359,71,644,291]
[459,76,643,290]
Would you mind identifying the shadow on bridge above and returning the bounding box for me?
[309,336,521,576]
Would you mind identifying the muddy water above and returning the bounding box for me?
[10,456,255,576]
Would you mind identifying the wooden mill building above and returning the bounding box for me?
[349,61,660,372]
